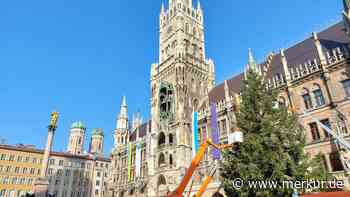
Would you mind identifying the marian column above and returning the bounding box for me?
[33,111,59,197]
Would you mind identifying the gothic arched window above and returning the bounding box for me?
[312,84,325,107]
[158,153,165,167]
[169,133,173,144]
[158,132,166,147]
[169,154,173,166]
[157,175,166,186]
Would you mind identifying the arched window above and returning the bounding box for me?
[158,153,166,167]
[193,27,197,37]
[169,134,173,144]
[169,154,173,166]
[158,132,166,146]
[157,175,166,186]
[278,96,287,108]
[301,88,312,110]
[312,84,325,107]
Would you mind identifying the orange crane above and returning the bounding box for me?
[166,137,240,197]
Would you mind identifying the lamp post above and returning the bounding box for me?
[33,111,59,197]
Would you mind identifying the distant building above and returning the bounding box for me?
[0,122,110,197]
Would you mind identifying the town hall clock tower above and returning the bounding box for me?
[148,0,215,195]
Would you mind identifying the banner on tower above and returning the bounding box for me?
[192,111,199,157]
[135,142,142,178]
[127,143,132,182]
[210,103,220,160]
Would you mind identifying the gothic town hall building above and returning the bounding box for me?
[107,0,350,196]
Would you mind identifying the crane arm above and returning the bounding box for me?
[195,166,217,197]
[166,139,233,197]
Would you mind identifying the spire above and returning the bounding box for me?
[161,2,165,13]
[118,96,127,117]
[197,0,201,10]
[116,96,128,130]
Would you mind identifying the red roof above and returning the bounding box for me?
[301,192,350,197]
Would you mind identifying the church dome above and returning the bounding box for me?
[71,121,86,130]
[92,128,104,136]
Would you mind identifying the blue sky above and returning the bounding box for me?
[0,0,342,154]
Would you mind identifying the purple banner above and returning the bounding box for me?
[210,103,220,160]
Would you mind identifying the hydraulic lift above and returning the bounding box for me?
[166,130,243,197]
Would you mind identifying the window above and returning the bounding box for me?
[11,177,17,185]
[95,190,99,195]
[5,166,11,172]
[32,158,37,164]
[158,153,165,167]
[278,97,287,108]
[302,91,313,110]
[57,169,63,176]
[65,169,71,176]
[313,86,325,107]
[309,122,320,141]
[48,168,53,175]
[17,156,22,162]
[19,178,25,185]
[49,159,55,165]
[30,168,35,174]
[3,177,9,184]
[14,167,20,173]
[96,180,100,186]
[0,154,6,160]
[59,160,64,166]
[169,154,173,166]
[9,155,14,161]
[342,79,350,97]
[22,167,27,174]
[320,119,331,138]
[97,172,101,177]
[329,152,344,172]
[169,134,174,144]
[158,132,166,147]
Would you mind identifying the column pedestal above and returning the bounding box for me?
[33,177,49,197]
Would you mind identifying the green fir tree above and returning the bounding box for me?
[222,69,330,197]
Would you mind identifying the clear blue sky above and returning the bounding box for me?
[0,0,342,155]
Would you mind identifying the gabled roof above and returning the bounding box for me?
[129,120,151,142]
[208,21,350,104]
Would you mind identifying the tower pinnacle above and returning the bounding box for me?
[116,96,128,130]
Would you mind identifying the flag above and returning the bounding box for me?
[135,142,142,177]
[192,111,199,157]
[210,103,220,160]
[127,143,132,182]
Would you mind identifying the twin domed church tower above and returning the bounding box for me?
[67,121,104,156]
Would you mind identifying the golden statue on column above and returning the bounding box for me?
[33,111,59,197]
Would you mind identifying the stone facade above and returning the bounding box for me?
[0,144,110,197]
[108,1,350,197]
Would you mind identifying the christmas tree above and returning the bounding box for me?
[222,69,329,197]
